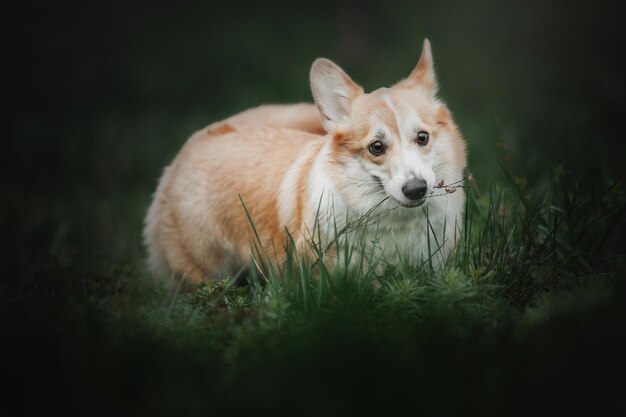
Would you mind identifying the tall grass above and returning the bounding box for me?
[75,166,618,415]
[153,166,622,355]
[3,162,624,415]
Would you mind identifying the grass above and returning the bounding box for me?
[6,163,623,416]
[266,171,612,321]
[155,168,625,415]
[4,169,626,414]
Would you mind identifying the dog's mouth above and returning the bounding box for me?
[397,199,426,208]
[372,175,425,209]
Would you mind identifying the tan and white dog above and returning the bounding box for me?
[144,40,467,285]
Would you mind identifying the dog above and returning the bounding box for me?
[144,39,467,286]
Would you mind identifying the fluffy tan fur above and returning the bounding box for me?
[144,39,467,287]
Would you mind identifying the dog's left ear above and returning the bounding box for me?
[397,39,438,93]
[310,58,364,132]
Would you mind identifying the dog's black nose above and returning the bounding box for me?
[402,178,428,200]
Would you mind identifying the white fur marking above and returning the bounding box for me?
[278,141,320,227]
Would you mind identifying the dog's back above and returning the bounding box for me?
[205,103,325,136]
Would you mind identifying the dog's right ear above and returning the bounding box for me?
[310,58,364,132]
[395,39,438,93]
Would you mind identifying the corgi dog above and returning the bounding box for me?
[144,39,467,286]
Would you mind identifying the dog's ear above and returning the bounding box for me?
[397,39,438,93]
[310,58,364,132]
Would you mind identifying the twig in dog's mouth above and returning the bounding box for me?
[426,171,472,198]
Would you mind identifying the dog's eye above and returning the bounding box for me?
[416,131,429,146]
[368,140,385,156]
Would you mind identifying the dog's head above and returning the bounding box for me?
[310,39,466,211]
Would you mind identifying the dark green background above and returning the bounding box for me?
[5,0,624,269]
[3,0,625,415]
